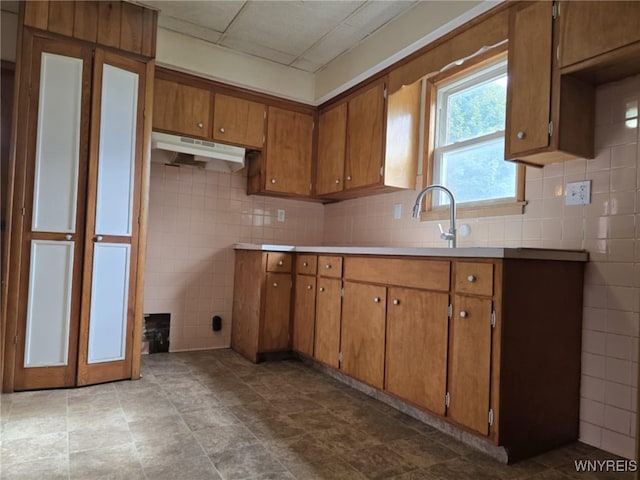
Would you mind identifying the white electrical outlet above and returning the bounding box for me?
[393,204,402,220]
[277,209,285,222]
[565,180,591,205]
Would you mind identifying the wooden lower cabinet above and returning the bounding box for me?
[385,288,449,415]
[447,294,493,435]
[292,274,316,357]
[314,277,342,368]
[340,282,386,389]
[231,250,292,362]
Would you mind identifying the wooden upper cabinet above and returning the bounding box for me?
[262,106,314,196]
[505,1,553,158]
[505,1,594,166]
[345,81,385,190]
[316,78,420,199]
[23,1,157,58]
[558,1,640,69]
[153,78,212,139]
[316,103,347,196]
[213,94,266,149]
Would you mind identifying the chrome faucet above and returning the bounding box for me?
[412,184,457,248]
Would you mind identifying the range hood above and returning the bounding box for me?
[151,131,245,173]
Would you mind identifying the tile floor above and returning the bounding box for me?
[0,349,633,479]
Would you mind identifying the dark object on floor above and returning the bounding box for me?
[144,313,170,353]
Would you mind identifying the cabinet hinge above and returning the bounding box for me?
[383,88,387,99]
[309,183,312,192]
[557,45,560,62]
[552,2,558,19]
[338,351,343,362]
[340,288,345,297]
[312,121,315,130]
[445,392,450,408]
[548,121,554,137]
[13,335,18,345]
[21,207,25,216]
[448,304,452,319]
[379,166,384,177]
[263,111,267,119]
[491,310,496,328]
[489,408,494,426]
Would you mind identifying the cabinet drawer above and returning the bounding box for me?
[266,253,292,273]
[454,262,494,296]
[318,256,342,278]
[343,257,450,291]
[296,255,317,275]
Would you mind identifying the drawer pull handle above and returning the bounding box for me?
[393,299,400,305]
[325,264,331,269]
[517,130,526,139]
[272,282,278,287]
[373,297,381,303]
[197,122,204,129]
[467,275,476,282]
[307,285,313,290]
[219,127,225,133]
[277,260,284,266]
[319,287,325,292]
[459,311,468,318]
[303,262,308,267]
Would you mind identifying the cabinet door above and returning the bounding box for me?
[316,103,346,195]
[293,275,316,356]
[504,1,552,159]
[213,93,265,149]
[386,288,449,415]
[559,1,640,68]
[13,38,92,390]
[265,106,314,196]
[448,295,493,435]
[345,82,385,190]
[314,277,342,368]
[340,281,386,389]
[261,272,291,352]
[76,49,146,386]
[153,78,212,138]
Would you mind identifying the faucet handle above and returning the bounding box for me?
[438,223,448,240]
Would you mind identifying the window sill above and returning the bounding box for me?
[419,200,527,221]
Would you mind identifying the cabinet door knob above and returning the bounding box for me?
[373,297,380,303]
[307,284,313,290]
[319,287,325,292]
[517,131,526,139]
[325,264,331,269]
[65,234,73,240]
[459,310,468,318]
[277,260,283,266]
[272,282,278,287]
[467,275,476,282]
[303,262,308,267]
[219,127,225,133]
[346,175,352,181]
[393,299,400,305]
[271,178,276,184]
[335,179,340,184]
[197,122,204,129]
[95,235,103,242]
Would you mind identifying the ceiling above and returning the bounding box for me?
[140,1,419,73]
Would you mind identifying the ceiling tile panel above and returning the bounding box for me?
[158,16,223,44]
[221,1,363,59]
[143,1,245,33]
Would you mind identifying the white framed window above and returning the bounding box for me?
[432,58,518,208]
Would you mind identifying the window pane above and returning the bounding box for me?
[436,137,516,205]
[445,75,506,145]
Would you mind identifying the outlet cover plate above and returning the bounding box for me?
[565,180,591,205]
[277,209,285,222]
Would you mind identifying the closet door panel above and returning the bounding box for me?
[32,53,83,233]
[95,64,138,236]
[87,243,131,363]
[24,241,74,367]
